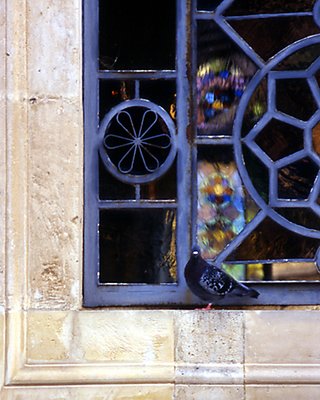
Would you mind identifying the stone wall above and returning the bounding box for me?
[1,1,320,398]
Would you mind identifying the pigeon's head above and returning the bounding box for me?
[191,245,201,258]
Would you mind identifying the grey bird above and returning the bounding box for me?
[184,246,260,308]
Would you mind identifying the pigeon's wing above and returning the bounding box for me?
[199,267,234,296]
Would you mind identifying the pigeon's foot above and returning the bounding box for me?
[196,303,212,311]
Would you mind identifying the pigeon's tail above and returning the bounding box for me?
[234,282,260,298]
[248,287,260,299]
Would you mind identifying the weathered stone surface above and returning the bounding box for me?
[246,385,320,400]
[26,0,81,97]
[0,310,4,388]
[27,99,82,310]
[74,310,174,364]
[2,385,173,400]
[175,310,244,364]
[25,0,82,311]
[245,311,320,364]
[27,311,73,362]
[0,0,6,308]
[175,385,244,400]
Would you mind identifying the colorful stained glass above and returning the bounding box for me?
[197,160,246,258]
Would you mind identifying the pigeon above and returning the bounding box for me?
[184,246,260,307]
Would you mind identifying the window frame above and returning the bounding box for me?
[83,0,320,307]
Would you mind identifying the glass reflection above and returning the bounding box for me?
[99,209,176,284]
[197,21,256,135]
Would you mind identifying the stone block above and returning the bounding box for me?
[245,311,320,364]
[175,310,244,364]
[246,385,320,400]
[27,99,82,310]
[73,310,174,364]
[26,0,81,97]
[3,385,173,400]
[27,311,73,362]
[175,384,244,399]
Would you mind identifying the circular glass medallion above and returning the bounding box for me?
[99,99,176,184]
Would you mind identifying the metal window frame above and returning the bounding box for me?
[83,0,320,307]
[83,0,192,307]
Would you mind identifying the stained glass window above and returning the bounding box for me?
[84,0,320,306]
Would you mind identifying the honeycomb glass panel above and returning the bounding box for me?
[312,121,320,156]
[275,43,320,71]
[241,78,267,137]
[276,78,317,121]
[99,0,176,70]
[275,208,320,230]
[228,17,319,61]
[255,119,304,162]
[197,20,257,136]
[225,0,316,15]
[227,217,319,261]
[99,209,177,284]
[278,157,318,200]
[243,146,269,203]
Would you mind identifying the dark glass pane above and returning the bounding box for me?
[140,161,177,200]
[313,121,320,155]
[278,158,318,200]
[99,159,135,200]
[197,0,223,11]
[255,119,304,161]
[197,21,257,135]
[197,146,259,259]
[99,0,176,70]
[275,208,320,230]
[245,262,320,281]
[228,17,319,61]
[227,217,319,261]
[241,78,267,137]
[225,0,315,15]
[275,43,320,71]
[243,146,269,203]
[140,80,176,118]
[315,70,320,87]
[99,80,134,121]
[276,78,317,121]
[269,262,320,281]
[99,209,177,284]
